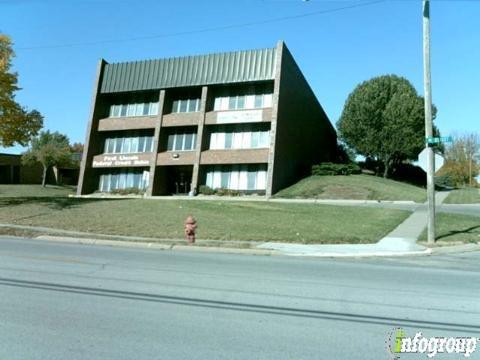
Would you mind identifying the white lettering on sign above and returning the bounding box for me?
[217,109,263,124]
[92,154,150,168]
[92,160,113,167]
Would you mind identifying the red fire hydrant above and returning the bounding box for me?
[184,215,197,244]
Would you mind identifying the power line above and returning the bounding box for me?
[16,0,386,51]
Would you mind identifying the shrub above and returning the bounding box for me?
[215,188,240,196]
[312,162,361,176]
[390,163,426,187]
[198,185,215,195]
[110,187,145,195]
[358,158,383,176]
[435,175,456,189]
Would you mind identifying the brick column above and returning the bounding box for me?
[190,86,208,194]
[266,41,284,198]
[146,90,166,196]
[77,59,107,195]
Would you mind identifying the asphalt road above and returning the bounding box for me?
[1,237,479,360]
[438,204,480,217]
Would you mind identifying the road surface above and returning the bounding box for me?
[0,237,479,359]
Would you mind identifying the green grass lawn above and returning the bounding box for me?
[444,188,480,204]
[275,174,426,203]
[0,184,75,197]
[0,185,410,244]
[419,213,480,244]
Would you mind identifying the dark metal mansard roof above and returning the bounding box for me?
[100,46,277,93]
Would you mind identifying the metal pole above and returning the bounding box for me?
[423,0,435,244]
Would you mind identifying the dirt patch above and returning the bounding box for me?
[317,185,371,200]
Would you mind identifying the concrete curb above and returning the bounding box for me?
[1,234,437,258]
[0,223,257,247]
[428,243,480,255]
[283,249,433,258]
[26,235,280,256]
[1,223,478,258]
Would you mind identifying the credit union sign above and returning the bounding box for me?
[217,109,263,124]
[92,154,150,168]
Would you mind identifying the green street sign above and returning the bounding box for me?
[426,136,453,144]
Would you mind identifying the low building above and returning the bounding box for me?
[0,153,80,185]
[0,153,43,184]
[78,41,337,196]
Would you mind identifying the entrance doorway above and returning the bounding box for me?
[166,166,193,195]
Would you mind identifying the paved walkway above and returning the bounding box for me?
[257,192,451,256]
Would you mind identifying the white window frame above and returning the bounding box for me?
[212,170,222,189]
[263,94,273,108]
[149,102,159,116]
[241,132,251,149]
[256,171,267,190]
[245,95,255,109]
[239,167,248,190]
[131,137,139,153]
[126,104,136,117]
[209,133,218,150]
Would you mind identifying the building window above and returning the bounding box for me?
[99,169,149,192]
[109,102,158,118]
[209,130,270,150]
[205,165,267,191]
[104,135,154,154]
[213,93,273,111]
[171,98,200,113]
[167,132,197,151]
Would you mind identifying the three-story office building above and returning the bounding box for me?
[77,41,337,197]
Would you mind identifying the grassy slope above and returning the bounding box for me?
[0,185,410,244]
[419,213,480,244]
[444,188,480,204]
[275,174,426,203]
[0,185,75,197]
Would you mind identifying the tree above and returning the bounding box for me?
[438,132,479,187]
[336,142,356,164]
[22,131,72,187]
[69,142,84,167]
[337,75,439,178]
[0,34,43,147]
[70,142,84,154]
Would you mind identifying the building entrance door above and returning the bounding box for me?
[167,166,193,195]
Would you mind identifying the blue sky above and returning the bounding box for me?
[1,0,479,154]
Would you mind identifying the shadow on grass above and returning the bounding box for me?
[0,196,128,211]
[436,225,480,241]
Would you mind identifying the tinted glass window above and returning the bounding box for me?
[184,133,194,150]
[237,96,245,109]
[179,100,188,113]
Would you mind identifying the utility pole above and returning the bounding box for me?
[423,0,435,244]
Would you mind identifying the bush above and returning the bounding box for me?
[390,163,426,187]
[358,158,383,175]
[435,175,456,189]
[198,185,215,195]
[215,188,240,196]
[110,187,145,195]
[312,162,361,176]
